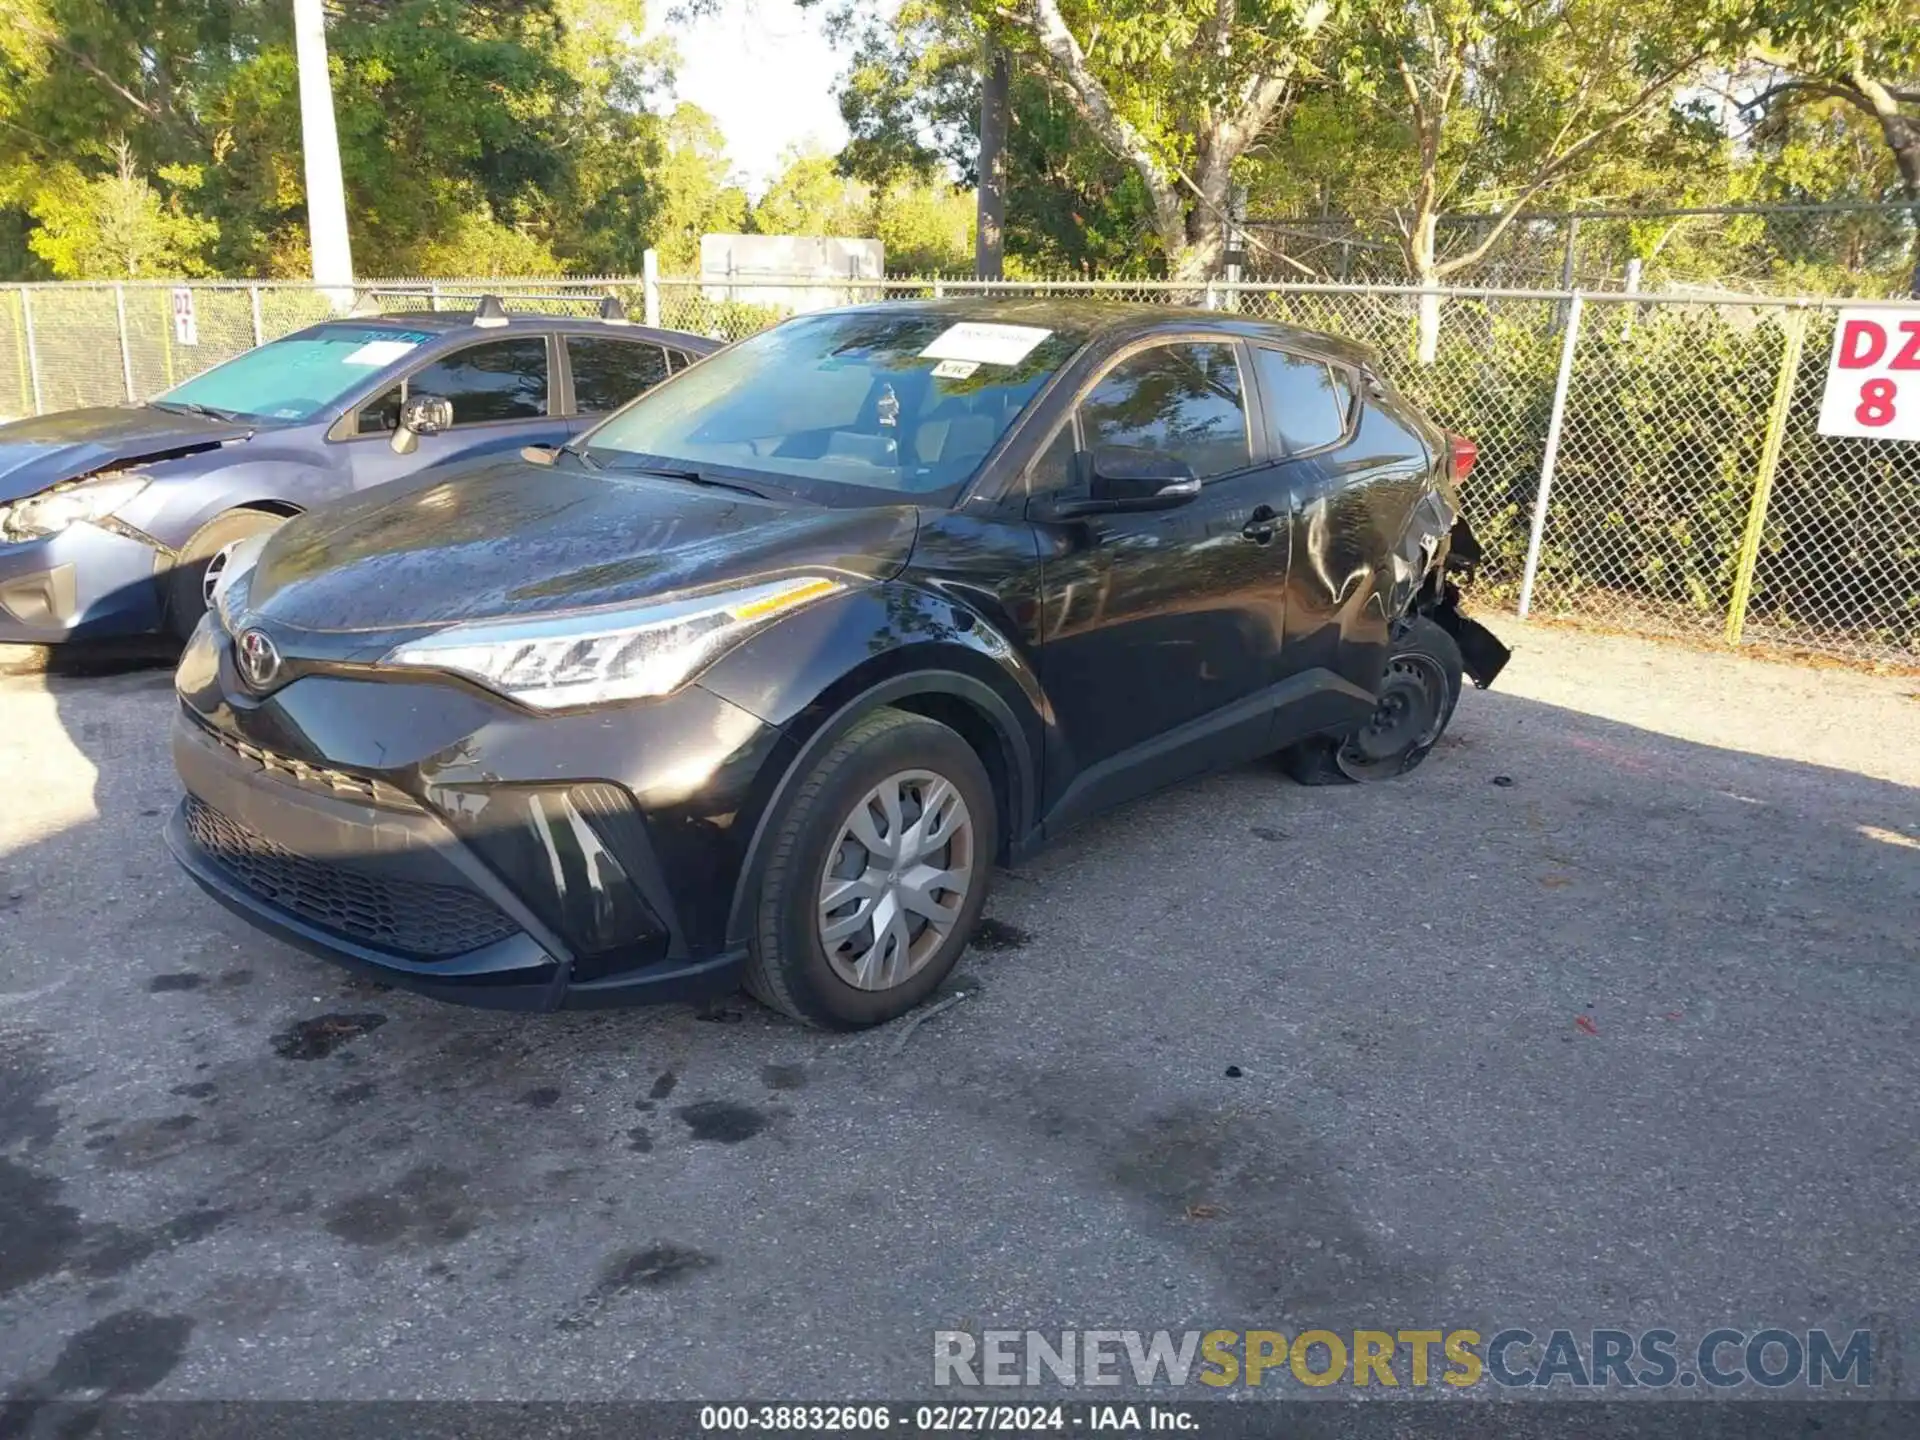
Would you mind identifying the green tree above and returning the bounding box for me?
[1745,0,1920,292]
[752,145,871,237]
[1331,0,1754,357]
[833,0,1174,274]
[26,138,217,277]
[826,0,1338,281]
[640,103,749,272]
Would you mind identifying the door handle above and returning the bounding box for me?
[1241,505,1280,545]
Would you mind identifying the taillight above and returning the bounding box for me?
[1448,434,1478,484]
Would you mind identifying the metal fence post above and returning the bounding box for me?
[642,250,661,328]
[1725,308,1809,646]
[113,283,137,401]
[1204,281,1220,310]
[1517,292,1584,618]
[428,281,442,313]
[932,278,945,299]
[20,287,42,415]
[249,284,264,346]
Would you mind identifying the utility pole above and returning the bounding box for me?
[293,0,354,304]
[974,46,1009,281]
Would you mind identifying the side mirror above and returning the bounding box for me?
[390,394,453,455]
[1083,447,1201,513]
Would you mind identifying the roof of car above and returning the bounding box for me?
[822,296,1379,368]
[339,310,719,350]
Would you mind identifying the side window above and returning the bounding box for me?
[1025,424,1078,497]
[666,348,690,373]
[1078,342,1249,480]
[568,336,670,414]
[406,337,550,425]
[1252,347,1350,456]
[355,384,402,436]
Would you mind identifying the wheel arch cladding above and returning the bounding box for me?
[718,666,1039,949]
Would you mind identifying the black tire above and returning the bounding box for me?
[165,509,285,641]
[1282,617,1464,785]
[742,706,997,1030]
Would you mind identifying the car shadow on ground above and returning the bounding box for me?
[0,662,1914,1404]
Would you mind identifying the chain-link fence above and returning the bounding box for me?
[1247,202,1920,297]
[1,274,1915,667]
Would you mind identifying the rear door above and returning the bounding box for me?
[1029,336,1297,825]
[1255,346,1430,696]
[340,333,563,490]
[562,334,677,435]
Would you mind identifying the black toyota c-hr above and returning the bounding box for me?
[167,298,1509,1029]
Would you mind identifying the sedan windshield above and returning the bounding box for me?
[581,310,1084,498]
[156,324,436,423]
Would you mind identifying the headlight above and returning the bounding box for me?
[0,473,149,542]
[381,574,847,709]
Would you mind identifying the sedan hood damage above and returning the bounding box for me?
[0,406,252,503]
[244,457,919,633]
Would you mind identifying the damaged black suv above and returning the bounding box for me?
[167,299,1508,1029]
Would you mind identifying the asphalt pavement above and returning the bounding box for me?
[0,620,1915,1407]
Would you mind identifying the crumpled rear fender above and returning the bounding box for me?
[1420,516,1510,689]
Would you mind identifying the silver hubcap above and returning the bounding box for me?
[818,769,974,991]
[202,544,234,607]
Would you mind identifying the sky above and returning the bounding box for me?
[644,0,860,197]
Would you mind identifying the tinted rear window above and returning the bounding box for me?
[1252,347,1350,455]
[569,337,671,414]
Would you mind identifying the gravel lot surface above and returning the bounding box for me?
[1,620,1915,1406]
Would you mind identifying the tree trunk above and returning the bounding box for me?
[1165,207,1228,303]
[1409,210,1441,364]
[975,47,1009,281]
[1846,70,1920,297]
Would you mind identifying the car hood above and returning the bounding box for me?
[0,406,254,502]
[245,457,920,634]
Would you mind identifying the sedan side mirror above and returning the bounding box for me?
[390,394,454,455]
[1083,447,1201,513]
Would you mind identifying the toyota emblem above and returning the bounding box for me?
[236,628,281,689]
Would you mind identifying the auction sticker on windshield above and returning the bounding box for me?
[343,338,421,367]
[1818,306,1920,441]
[920,322,1052,367]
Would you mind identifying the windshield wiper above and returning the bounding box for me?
[150,399,241,422]
[557,441,601,470]
[611,461,781,500]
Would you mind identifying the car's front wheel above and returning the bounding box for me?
[744,707,996,1029]
[1283,616,1464,784]
[165,508,285,641]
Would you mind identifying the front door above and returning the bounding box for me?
[1029,338,1295,828]
[341,334,566,492]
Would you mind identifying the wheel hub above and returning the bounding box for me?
[817,769,974,992]
[1337,654,1447,778]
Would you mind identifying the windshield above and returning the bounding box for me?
[156,324,436,422]
[581,310,1084,498]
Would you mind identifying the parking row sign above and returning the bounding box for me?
[1818,307,1920,441]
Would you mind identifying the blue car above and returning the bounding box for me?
[0,299,718,644]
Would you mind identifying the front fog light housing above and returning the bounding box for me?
[382,574,847,708]
[0,472,150,542]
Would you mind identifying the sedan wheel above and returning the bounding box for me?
[818,770,975,992]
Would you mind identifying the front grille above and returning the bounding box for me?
[182,795,520,959]
[191,713,419,811]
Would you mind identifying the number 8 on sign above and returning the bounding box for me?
[1818,307,1920,441]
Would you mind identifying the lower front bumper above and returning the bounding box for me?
[0,523,166,642]
[166,800,749,1011]
[166,708,749,1011]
